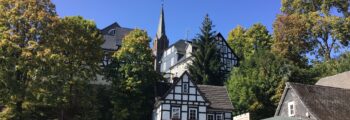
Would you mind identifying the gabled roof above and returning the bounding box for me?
[159,71,209,102]
[155,82,172,98]
[197,85,234,110]
[276,82,350,120]
[215,33,239,66]
[100,22,133,50]
[156,71,234,111]
[164,39,191,53]
[316,71,350,89]
[101,22,120,33]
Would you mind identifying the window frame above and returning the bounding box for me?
[207,114,214,120]
[108,29,116,35]
[216,113,223,120]
[188,108,197,120]
[171,107,181,119]
[183,83,189,93]
[288,101,295,117]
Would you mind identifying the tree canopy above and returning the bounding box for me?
[106,29,160,120]
[0,1,104,119]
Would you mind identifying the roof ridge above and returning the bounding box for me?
[288,82,350,91]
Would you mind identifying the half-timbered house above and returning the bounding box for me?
[159,33,239,82]
[153,72,234,120]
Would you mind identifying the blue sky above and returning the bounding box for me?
[52,0,281,44]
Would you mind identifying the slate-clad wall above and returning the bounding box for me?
[277,88,316,119]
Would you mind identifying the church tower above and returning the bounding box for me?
[153,5,169,72]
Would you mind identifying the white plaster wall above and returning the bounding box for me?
[175,86,181,93]
[165,94,173,99]
[161,104,171,120]
[162,104,170,110]
[185,43,193,57]
[189,95,196,101]
[162,111,170,120]
[181,113,188,120]
[199,106,206,113]
[182,95,188,100]
[197,96,204,101]
[175,94,181,100]
[156,105,162,120]
[189,87,196,94]
[199,113,206,120]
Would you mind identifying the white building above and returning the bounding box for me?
[159,33,239,82]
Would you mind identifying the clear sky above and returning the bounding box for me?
[51,0,281,44]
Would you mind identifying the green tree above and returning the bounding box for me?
[49,16,104,120]
[227,50,290,120]
[106,29,160,120]
[227,23,272,61]
[227,22,316,120]
[272,14,312,66]
[227,25,246,60]
[188,14,224,85]
[279,0,350,61]
[311,52,350,79]
[0,0,59,119]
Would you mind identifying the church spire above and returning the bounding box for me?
[156,5,166,39]
[153,4,169,73]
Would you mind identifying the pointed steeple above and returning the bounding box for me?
[156,5,166,39]
[153,4,169,73]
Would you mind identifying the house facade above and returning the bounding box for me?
[153,72,233,120]
[92,22,133,85]
[159,33,239,81]
[274,82,350,120]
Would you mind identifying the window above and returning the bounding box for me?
[207,114,214,120]
[171,107,180,119]
[288,101,295,116]
[108,29,116,35]
[189,108,197,120]
[216,114,223,120]
[183,83,188,93]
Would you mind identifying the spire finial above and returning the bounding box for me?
[156,2,166,39]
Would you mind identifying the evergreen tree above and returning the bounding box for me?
[106,29,160,120]
[188,14,224,85]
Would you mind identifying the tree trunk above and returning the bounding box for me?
[15,101,23,120]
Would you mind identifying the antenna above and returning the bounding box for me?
[161,0,164,7]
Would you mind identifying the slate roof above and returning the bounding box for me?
[279,82,350,120]
[197,85,234,110]
[316,71,350,89]
[155,82,172,98]
[100,22,133,50]
[165,39,191,53]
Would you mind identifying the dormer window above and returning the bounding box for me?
[183,83,188,93]
[288,101,295,117]
[108,29,116,35]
